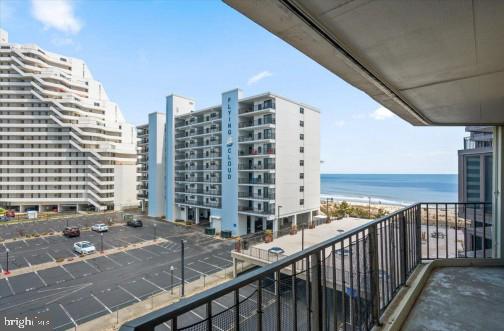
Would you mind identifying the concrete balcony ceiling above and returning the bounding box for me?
[224,0,504,125]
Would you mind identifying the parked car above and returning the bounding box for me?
[268,246,285,255]
[0,216,11,222]
[91,224,109,232]
[127,219,143,227]
[73,241,96,255]
[63,227,80,238]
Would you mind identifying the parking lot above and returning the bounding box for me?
[0,214,235,330]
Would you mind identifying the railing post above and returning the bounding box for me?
[368,224,381,326]
[416,204,422,263]
[310,253,322,331]
[399,212,408,285]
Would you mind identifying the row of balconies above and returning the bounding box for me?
[238,205,274,215]
[175,151,221,161]
[175,127,221,139]
[175,187,222,196]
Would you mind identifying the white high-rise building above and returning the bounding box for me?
[0,30,138,212]
[150,89,320,236]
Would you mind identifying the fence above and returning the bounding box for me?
[120,202,493,331]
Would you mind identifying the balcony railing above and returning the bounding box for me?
[238,206,274,215]
[239,118,276,128]
[238,192,275,199]
[238,177,275,185]
[238,163,275,170]
[120,202,492,331]
[239,149,275,157]
[238,133,276,142]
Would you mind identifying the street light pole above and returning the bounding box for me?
[368,197,371,219]
[277,205,282,237]
[4,248,10,275]
[181,239,185,297]
[100,232,104,254]
[153,223,157,241]
[170,265,174,294]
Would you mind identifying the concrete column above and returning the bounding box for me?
[293,214,297,226]
[195,208,200,224]
[308,210,313,225]
[492,126,504,258]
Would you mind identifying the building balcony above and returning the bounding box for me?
[238,163,275,170]
[238,192,275,200]
[238,177,275,185]
[239,103,276,116]
[238,205,274,215]
[121,202,499,331]
[238,133,275,143]
[238,118,275,129]
[239,149,275,157]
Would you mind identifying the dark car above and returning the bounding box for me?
[127,219,143,227]
[63,227,80,238]
[0,216,11,222]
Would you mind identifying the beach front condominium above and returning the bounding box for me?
[148,89,320,236]
[0,30,138,212]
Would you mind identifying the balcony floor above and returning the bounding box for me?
[403,266,504,331]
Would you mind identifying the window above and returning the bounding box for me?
[300,147,304,153]
[300,186,304,192]
[300,107,304,114]
[300,160,304,166]
[300,134,304,140]
[300,120,304,127]
[300,199,304,205]
[299,173,304,179]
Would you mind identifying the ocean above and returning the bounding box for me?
[320,174,458,206]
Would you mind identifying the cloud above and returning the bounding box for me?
[31,0,82,34]
[51,36,75,46]
[370,106,394,120]
[247,70,272,85]
[334,120,346,128]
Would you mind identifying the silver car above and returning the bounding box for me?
[73,241,96,255]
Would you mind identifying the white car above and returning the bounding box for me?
[73,241,96,255]
[91,223,109,232]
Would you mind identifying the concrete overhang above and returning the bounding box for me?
[224,0,504,126]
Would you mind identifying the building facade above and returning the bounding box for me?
[0,30,138,212]
[150,89,320,236]
[458,126,493,203]
[137,123,149,211]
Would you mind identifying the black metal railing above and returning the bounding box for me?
[120,202,492,331]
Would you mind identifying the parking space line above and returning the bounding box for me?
[139,246,161,257]
[142,277,167,292]
[103,255,123,267]
[40,237,51,245]
[46,252,56,262]
[122,250,142,262]
[212,255,233,263]
[184,265,207,276]
[35,271,48,287]
[161,270,187,283]
[22,240,29,247]
[60,265,76,280]
[198,259,224,270]
[163,322,171,330]
[59,303,77,328]
[83,260,101,273]
[118,285,141,302]
[23,256,32,268]
[5,278,15,295]
[90,293,113,314]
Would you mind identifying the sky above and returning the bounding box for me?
[0,0,467,174]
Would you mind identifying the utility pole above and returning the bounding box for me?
[153,223,157,241]
[181,240,185,296]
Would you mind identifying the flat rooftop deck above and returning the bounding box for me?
[256,217,372,254]
[403,266,504,331]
